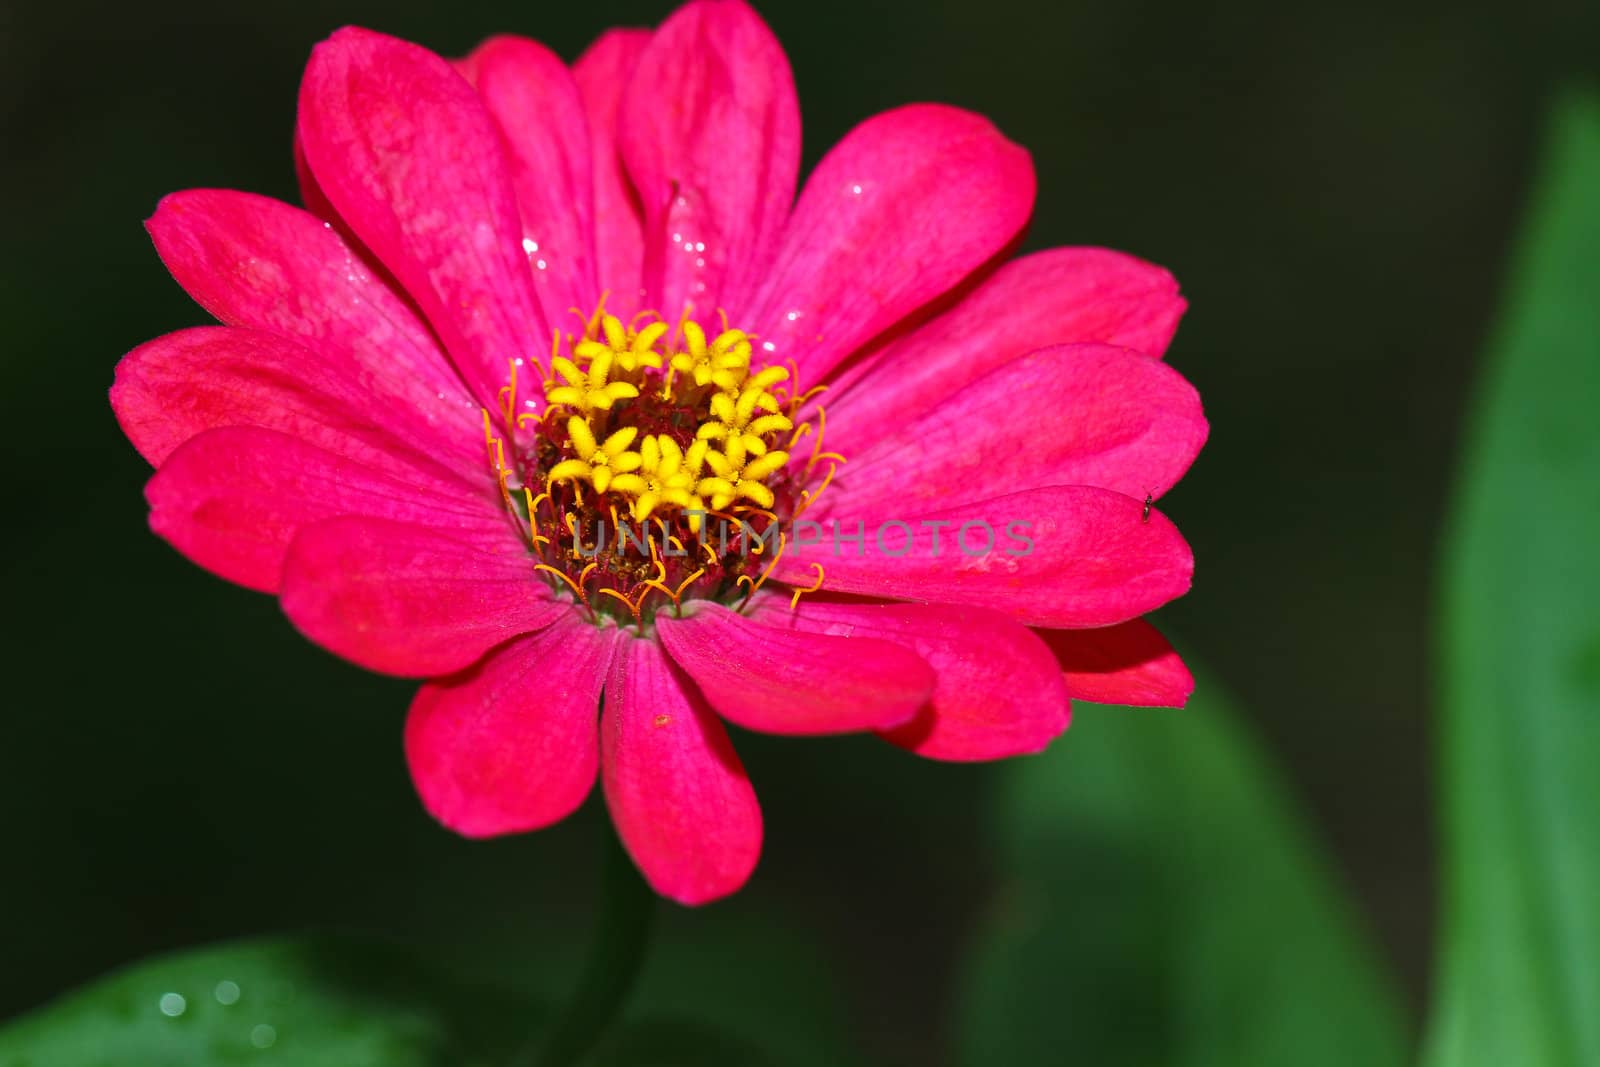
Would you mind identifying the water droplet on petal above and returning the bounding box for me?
[850,183,863,195]
[159,992,187,1017]
[522,237,539,254]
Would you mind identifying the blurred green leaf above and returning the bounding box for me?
[0,927,818,1067]
[580,1019,780,1066]
[959,673,1410,1067]
[0,936,536,1067]
[1424,88,1600,1067]
[447,856,869,1067]
[623,910,870,1067]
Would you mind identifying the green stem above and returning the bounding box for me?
[527,826,655,1067]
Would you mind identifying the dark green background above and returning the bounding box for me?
[2,0,1594,1062]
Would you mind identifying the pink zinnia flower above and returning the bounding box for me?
[111,0,1206,904]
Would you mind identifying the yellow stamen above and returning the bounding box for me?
[796,461,839,517]
[595,586,643,626]
[698,438,790,511]
[546,416,643,493]
[498,357,517,428]
[546,349,640,414]
[481,409,516,512]
[735,530,788,609]
[673,567,707,599]
[670,320,754,393]
[523,486,551,549]
[508,298,844,628]
[788,563,826,610]
[535,562,587,605]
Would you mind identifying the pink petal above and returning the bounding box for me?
[749,595,1071,761]
[655,601,932,735]
[573,29,650,311]
[466,35,599,319]
[297,27,547,414]
[1043,619,1195,707]
[617,0,799,316]
[111,327,484,501]
[146,189,481,469]
[821,247,1188,457]
[293,133,341,224]
[405,617,620,837]
[279,514,565,677]
[744,104,1034,384]
[602,636,762,905]
[774,485,1193,629]
[146,426,507,594]
[817,343,1207,515]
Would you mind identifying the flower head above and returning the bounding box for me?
[111,0,1207,905]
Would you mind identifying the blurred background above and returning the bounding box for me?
[2,0,1596,1062]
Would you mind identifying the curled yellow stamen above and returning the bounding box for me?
[498,358,517,428]
[636,553,677,610]
[788,564,826,610]
[673,567,707,599]
[535,563,588,606]
[523,487,551,549]
[481,409,516,512]
[796,461,839,517]
[595,586,643,626]
[736,530,788,608]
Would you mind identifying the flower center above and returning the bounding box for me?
[482,299,842,629]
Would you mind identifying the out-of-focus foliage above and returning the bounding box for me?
[0,936,534,1067]
[621,913,868,1067]
[958,674,1410,1067]
[1424,88,1600,1067]
[0,925,856,1067]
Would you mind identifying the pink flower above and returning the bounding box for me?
[110,0,1206,905]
